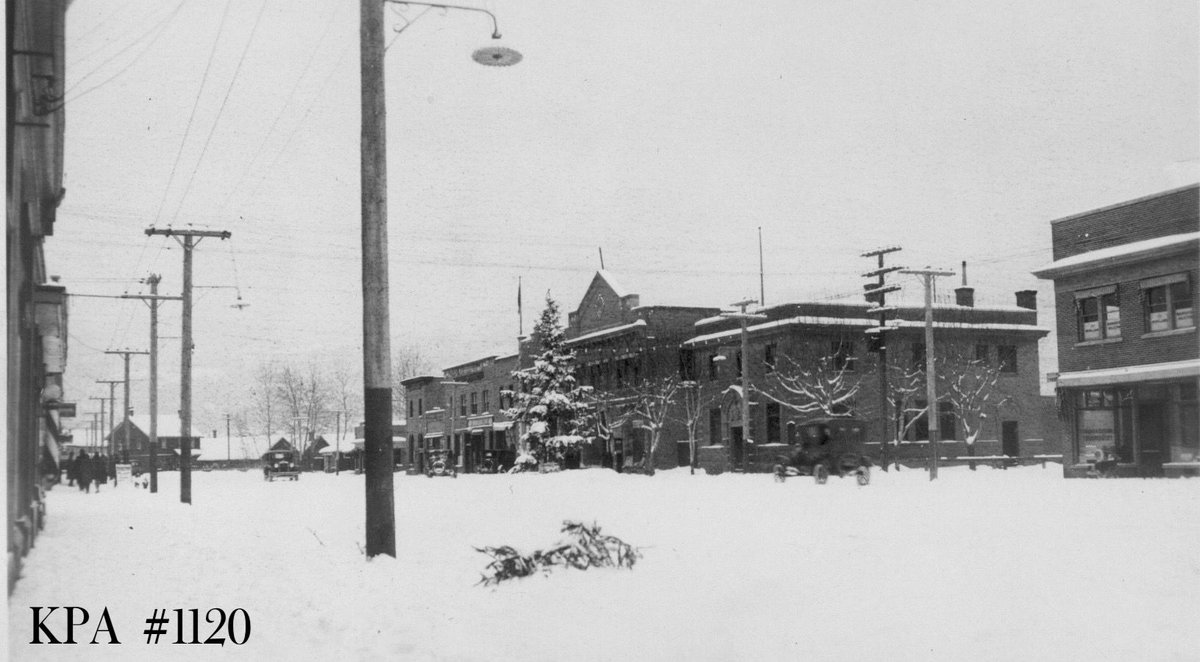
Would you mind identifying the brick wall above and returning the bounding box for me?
[1052,253,1199,373]
[1050,185,1198,260]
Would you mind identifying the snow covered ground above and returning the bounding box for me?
[8,465,1199,661]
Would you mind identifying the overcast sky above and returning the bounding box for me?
[50,0,1199,433]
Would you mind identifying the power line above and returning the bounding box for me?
[152,0,235,225]
[60,2,187,109]
[216,0,346,217]
[170,0,270,225]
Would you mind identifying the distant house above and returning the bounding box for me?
[269,438,296,452]
[105,416,201,468]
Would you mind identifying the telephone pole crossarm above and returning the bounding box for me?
[145,226,231,504]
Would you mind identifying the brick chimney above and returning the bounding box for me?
[1015,290,1037,310]
[955,287,975,307]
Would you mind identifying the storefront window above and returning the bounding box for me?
[1076,388,1133,463]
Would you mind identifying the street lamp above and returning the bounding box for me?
[360,0,521,558]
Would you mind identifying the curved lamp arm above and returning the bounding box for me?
[384,1,502,38]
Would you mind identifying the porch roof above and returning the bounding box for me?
[1055,358,1200,388]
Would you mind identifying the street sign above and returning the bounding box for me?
[46,402,76,417]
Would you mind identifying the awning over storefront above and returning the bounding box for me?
[423,432,444,440]
[1055,358,1200,388]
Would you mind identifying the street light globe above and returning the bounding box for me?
[472,45,522,67]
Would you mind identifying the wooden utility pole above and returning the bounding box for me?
[96,380,122,459]
[226,413,231,461]
[104,349,148,479]
[360,0,396,557]
[758,227,765,307]
[862,246,903,471]
[122,275,179,493]
[721,299,766,471]
[88,397,107,452]
[145,227,231,504]
[900,267,954,480]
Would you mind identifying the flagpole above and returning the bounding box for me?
[518,276,523,337]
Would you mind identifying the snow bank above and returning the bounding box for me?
[8,466,1199,661]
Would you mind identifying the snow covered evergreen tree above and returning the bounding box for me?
[506,295,592,464]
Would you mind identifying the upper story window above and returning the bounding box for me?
[470,391,478,415]
[408,399,414,418]
[975,344,989,363]
[831,340,856,371]
[911,343,926,371]
[708,354,721,380]
[482,389,490,413]
[418,398,423,415]
[1075,285,1121,341]
[679,349,696,381]
[764,344,777,372]
[998,345,1018,373]
[459,394,467,416]
[1142,274,1194,333]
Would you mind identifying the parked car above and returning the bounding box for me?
[774,417,872,485]
[425,448,457,478]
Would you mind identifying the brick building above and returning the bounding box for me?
[402,354,518,473]
[8,0,70,592]
[1033,184,1199,478]
[561,270,719,469]
[682,294,1053,474]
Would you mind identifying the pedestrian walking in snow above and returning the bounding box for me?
[76,451,93,493]
[92,454,107,492]
[66,451,76,487]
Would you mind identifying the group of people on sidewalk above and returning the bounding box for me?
[65,451,115,493]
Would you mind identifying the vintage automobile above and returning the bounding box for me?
[477,449,503,474]
[262,450,300,482]
[425,448,457,478]
[773,417,872,485]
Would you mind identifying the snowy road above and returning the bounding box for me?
[8,466,1199,661]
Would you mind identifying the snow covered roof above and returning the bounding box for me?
[1055,358,1200,388]
[686,313,1047,347]
[596,269,631,298]
[1033,232,1199,278]
[194,435,273,461]
[684,316,877,347]
[120,415,194,438]
[565,319,647,346]
[864,320,1050,334]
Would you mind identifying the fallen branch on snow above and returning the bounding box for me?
[475,521,640,586]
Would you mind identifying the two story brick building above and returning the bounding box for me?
[401,354,519,473]
[682,293,1053,474]
[1033,184,1199,477]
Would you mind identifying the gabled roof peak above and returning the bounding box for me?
[595,269,632,299]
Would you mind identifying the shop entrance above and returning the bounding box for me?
[1137,403,1166,475]
[1001,421,1020,457]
